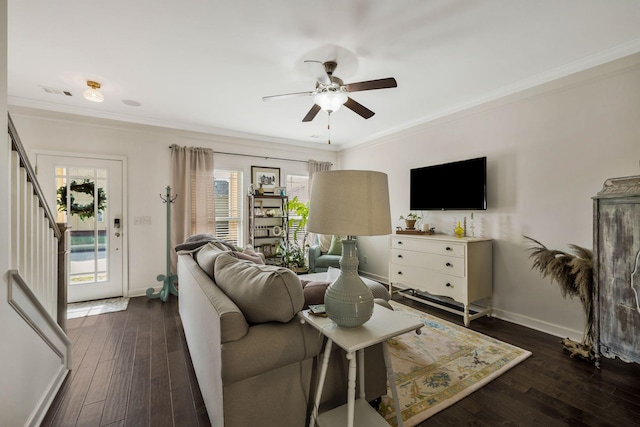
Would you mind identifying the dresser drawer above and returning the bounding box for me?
[391,248,465,277]
[390,267,466,302]
[391,237,465,258]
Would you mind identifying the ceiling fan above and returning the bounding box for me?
[262,60,397,122]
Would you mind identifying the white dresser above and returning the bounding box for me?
[389,234,493,326]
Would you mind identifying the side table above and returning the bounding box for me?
[299,304,423,427]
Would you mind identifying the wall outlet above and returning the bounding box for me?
[364,256,368,264]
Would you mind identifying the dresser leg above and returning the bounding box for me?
[463,304,470,327]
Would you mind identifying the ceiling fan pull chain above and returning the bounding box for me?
[327,111,331,144]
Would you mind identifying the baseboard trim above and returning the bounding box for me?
[358,271,388,285]
[27,366,69,427]
[357,269,583,342]
[8,270,71,426]
[491,308,583,342]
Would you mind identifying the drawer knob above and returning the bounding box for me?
[398,241,403,245]
[397,254,403,258]
[398,271,403,275]
[446,246,452,251]
[445,283,452,288]
[445,262,453,267]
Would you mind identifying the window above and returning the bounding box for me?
[286,174,309,247]
[214,170,243,246]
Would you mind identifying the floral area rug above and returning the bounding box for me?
[67,297,129,319]
[380,301,531,426]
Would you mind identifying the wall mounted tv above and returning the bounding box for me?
[410,156,487,211]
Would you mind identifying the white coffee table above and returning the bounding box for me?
[299,304,423,427]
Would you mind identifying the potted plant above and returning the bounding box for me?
[279,243,308,273]
[399,212,422,230]
[287,197,310,247]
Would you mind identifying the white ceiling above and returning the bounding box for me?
[7,0,640,149]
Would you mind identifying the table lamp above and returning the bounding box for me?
[307,170,392,327]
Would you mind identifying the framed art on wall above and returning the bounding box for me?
[252,166,280,194]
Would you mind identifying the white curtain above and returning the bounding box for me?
[170,145,215,270]
[308,160,332,198]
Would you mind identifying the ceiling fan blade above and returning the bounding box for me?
[302,104,321,122]
[262,91,313,102]
[304,60,331,86]
[345,77,397,92]
[344,97,375,119]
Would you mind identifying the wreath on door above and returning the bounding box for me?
[57,179,107,220]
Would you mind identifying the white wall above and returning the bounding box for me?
[7,49,640,347]
[2,2,69,425]
[9,108,337,297]
[340,52,640,340]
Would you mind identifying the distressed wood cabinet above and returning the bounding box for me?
[593,175,640,367]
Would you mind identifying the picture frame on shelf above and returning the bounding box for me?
[274,186,286,197]
[252,166,280,194]
[261,244,273,257]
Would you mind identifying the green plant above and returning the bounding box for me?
[287,196,310,247]
[57,179,107,220]
[278,243,306,268]
[399,212,422,221]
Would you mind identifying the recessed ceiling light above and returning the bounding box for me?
[122,99,141,107]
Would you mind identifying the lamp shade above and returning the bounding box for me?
[307,170,391,237]
[307,170,392,327]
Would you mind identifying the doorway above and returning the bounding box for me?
[37,153,126,303]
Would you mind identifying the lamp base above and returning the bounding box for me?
[324,238,374,327]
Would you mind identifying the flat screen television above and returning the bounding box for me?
[410,156,487,211]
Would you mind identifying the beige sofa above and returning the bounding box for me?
[177,243,388,427]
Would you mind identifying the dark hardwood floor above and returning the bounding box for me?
[42,295,208,427]
[43,294,640,426]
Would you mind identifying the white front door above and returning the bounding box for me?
[37,154,125,303]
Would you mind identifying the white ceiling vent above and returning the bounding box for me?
[41,86,72,96]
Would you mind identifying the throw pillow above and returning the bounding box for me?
[327,235,343,255]
[318,234,332,253]
[300,280,331,309]
[233,250,265,264]
[242,245,266,263]
[214,253,304,324]
[194,242,228,281]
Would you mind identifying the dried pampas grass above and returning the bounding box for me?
[524,236,594,360]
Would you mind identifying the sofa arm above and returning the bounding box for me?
[221,320,322,384]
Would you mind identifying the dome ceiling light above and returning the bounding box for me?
[83,81,104,103]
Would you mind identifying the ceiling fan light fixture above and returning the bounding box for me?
[314,90,347,113]
[83,80,104,103]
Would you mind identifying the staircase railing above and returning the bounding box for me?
[8,113,68,330]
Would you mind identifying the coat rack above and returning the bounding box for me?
[146,186,179,302]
